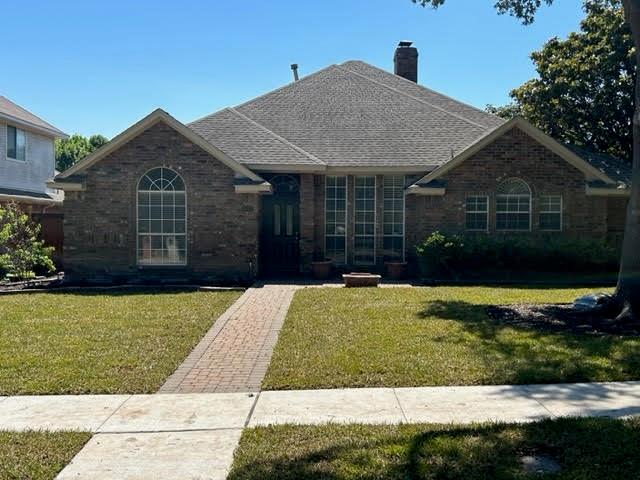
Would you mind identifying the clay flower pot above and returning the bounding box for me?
[385,261,408,280]
[311,260,333,280]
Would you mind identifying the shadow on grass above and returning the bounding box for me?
[228,418,640,480]
[418,300,640,385]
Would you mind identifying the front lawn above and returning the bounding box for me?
[0,289,241,394]
[229,417,640,480]
[262,286,640,390]
[0,431,91,480]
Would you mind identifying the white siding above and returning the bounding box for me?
[0,120,56,194]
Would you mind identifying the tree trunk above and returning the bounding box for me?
[616,0,640,319]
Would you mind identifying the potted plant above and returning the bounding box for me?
[385,260,408,280]
[311,253,333,280]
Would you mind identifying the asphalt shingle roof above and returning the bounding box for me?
[0,96,66,137]
[189,61,505,168]
[188,60,630,186]
[566,144,631,187]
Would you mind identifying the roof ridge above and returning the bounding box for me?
[226,108,326,165]
[341,60,505,123]
[187,65,338,126]
[231,64,341,113]
[337,62,496,130]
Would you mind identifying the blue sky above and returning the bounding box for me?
[3,0,585,138]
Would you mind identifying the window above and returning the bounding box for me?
[465,196,488,231]
[354,176,376,265]
[325,176,347,264]
[496,178,531,231]
[383,175,405,261]
[137,167,186,266]
[7,125,26,161]
[539,195,562,231]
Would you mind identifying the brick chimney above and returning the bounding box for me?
[394,41,418,83]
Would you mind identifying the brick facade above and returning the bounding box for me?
[63,124,627,283]
[63,122,260,284]
[405,127,624,262]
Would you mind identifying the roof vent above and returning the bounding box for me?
[394,41,418,83]
[290,64,299,82]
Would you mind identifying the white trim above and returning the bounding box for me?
[586,185,631,197]
[538,195,563,232]
[353,175,376,266]
[465,195,489,232]
[0,193,61,206]
[413,117,615,187]
[46,180,84,191]
[324,175,348,265]
[5,125,27,162]
[382,174,406,263]
[55,109,263,183]
[234,182,273,194]
[406,185,446,196]
[136,167,188,267]
[0,112,68,139]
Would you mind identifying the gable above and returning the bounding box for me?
[410,118,615,193]
[54,109,265,189]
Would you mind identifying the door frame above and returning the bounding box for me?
[259,174,301,276]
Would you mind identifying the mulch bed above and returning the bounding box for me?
[487,304,640,336]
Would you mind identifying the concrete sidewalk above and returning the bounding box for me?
[1,382,638,479]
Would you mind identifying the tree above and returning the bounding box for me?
[55,133,109,172]
[486,102,522,119]
[0,202,55,280]
[414,0,640,321]
[487,1,634,161]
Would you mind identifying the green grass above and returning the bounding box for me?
[0,289,241,394]
[229,417,640,480]
[262,286,640,390]
[0,431,91,480]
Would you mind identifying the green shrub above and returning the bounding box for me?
[415,231,619,277]
[0,202,55,280]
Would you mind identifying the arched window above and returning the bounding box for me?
[137,167,186,265]
[496,178,531,231]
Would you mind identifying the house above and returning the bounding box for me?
[51,42,631,284]
[1,96,68,259]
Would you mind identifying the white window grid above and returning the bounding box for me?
[136,167,187,266]
[465,195,489,231]
[383,175,405,262]
[325,175,347,264]
[539,195,563,231]
[354,176,376,265]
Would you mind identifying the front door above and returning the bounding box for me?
[260,175,300,275]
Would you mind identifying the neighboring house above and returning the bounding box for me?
[0,96,68,260]
[51,42,631,284]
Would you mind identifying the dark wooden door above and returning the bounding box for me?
[261,189,300,275]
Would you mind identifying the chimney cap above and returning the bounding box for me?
[398,40,414,48]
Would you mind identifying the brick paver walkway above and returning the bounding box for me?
[159,284,297,393]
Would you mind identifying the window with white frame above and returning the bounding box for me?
[354,176,376,265]
[6,125,26,161]
[137,167,187,266]
[539,195,562,231]
[383,175,405,261]
[465,196,488,231]
[325,176,347,264]
[496,178,531,231]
